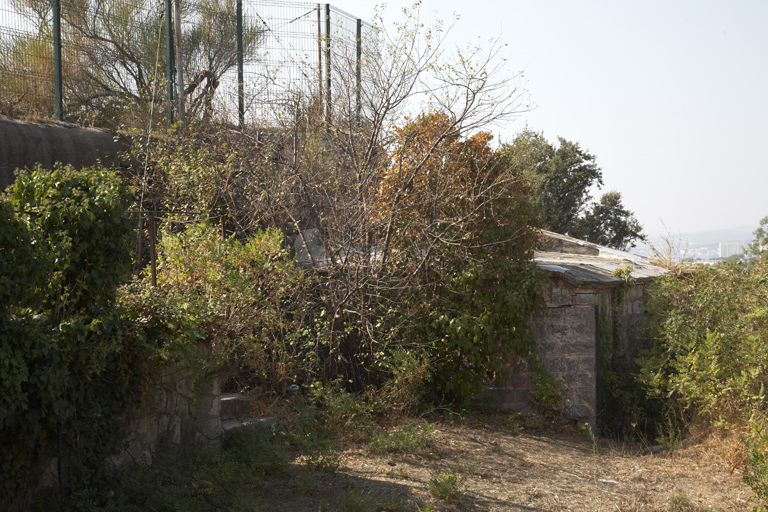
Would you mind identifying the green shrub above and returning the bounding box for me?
[639,260,768,423]
[638,257,768,507]
[745,421,768,512]
[527,363,563,420]
[309,380,374,437]
[428,471,465,502]
[0,164,136,505]
[369,422,436,455]
[224,423,291,476]
[37,428,284,512]
[418,260,543,407]
[120,221,312,388]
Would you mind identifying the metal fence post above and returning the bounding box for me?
[325,4,331,125]
[317,5,322,111]
[52,0,63,121]
[165,0,174,125]
[237,0,244,128]
[174,0,184,120]
[356,18,361,123]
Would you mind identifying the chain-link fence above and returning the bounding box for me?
[0,0,373,129]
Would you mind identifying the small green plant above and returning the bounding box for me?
[297,470,319,496]
[655,410,685,451]
[455,458,481,475]
[744,421,768,512]
[611,265,634,282]
[428,471,465,502]
[527,363,564,420]
[304,446,342,474]
[505,417,524,436]
[338,488,377,512]
[669,493,710,512]
[369,422,436,455]
[310,380,374,437]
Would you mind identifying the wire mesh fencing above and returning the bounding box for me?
[0,0,374,129]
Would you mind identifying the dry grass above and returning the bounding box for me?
[648,224,699,274]
[250,410,753,511]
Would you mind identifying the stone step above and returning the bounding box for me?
[222,416,277,433]
[220,393,251,420]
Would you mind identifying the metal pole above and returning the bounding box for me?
[325,4,331,125]
[175,0,184,120]
[356,18,362,123]
[237,0,244,128]
[165,0,174,125]
[52,0,63,121]
[317,5,322,110]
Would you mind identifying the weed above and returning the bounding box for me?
[503,415,525,435]
[527,363,564,420]
[297,470,319,496]
[338,488,377,512]
[655,410,685,451]
[385,466,412,480]
[428,471,465,502]
[581,422,603,511]
[305,447,342,474]
[745,421,768,512]
[310,380,373,438]
[669,493,710,511]
[455,458,481,475]
[369,422,436,456]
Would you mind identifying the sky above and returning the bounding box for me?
[333,0,768,243]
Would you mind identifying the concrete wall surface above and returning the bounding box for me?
[487,277,648,425]
[0,117,125,191]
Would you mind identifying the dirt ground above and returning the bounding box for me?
[252,411,754,512]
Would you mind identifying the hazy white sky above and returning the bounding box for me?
[334,0,768,241]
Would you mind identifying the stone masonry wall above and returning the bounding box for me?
[110,343,224,467]
[486,277,648,425]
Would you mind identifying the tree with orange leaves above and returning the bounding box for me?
[372,111,539,281]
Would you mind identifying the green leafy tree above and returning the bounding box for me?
[571,190,646,251]
[747,216,768,261]
[501,130,645,250]
[0,164,136,504]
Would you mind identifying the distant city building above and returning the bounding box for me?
[718,241,746,258]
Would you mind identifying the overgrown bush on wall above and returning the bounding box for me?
[417,260,543,407]
[0,164,135,505]
[120,221,314,391]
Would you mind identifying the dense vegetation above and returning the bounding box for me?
[8,1,767,510]
[636,255,768,510]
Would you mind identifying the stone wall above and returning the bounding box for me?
[486,277,648,425]
[112,344,224,467]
